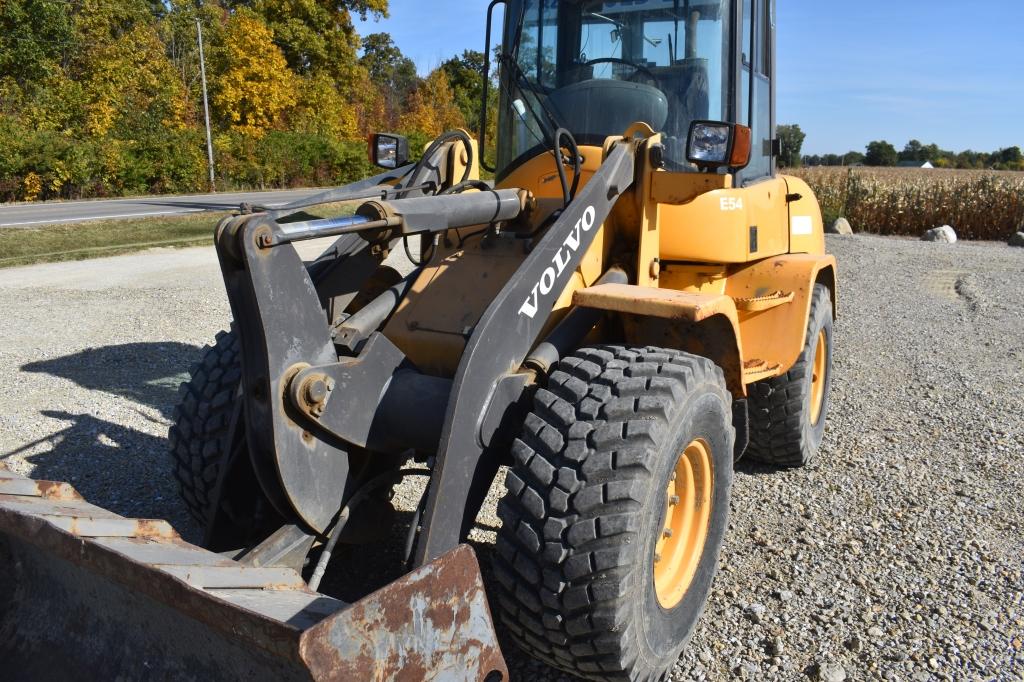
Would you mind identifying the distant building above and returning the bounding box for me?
[897,160,935,169]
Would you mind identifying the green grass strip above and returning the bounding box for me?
[0,213,228,268]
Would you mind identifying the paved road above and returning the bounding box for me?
[0,188,327,228]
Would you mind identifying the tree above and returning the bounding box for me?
[398,69,466,139]
[213,10,298,136]
[996,146,1022,164]
[899,139,926,163]
[0,0,75,90]
[227,0,387,86]
[842,151,865,165]
[360,32,419,127]
[440,50,488,132]
[865,140,898,167]
[776,124,805,168]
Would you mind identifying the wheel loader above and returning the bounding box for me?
[0,1,837,680]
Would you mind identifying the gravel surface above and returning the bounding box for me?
[1,235,1022,681]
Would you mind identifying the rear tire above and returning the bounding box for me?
[493,346,734,681]
[746,283,834,467]
[168,330,243,527]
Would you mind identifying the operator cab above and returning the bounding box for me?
[494,0,776,185]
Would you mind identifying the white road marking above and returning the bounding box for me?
[0,203,291,228]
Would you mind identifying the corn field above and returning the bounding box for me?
[786,167,1024,241]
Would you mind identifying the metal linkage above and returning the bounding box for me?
[264,188,530,248]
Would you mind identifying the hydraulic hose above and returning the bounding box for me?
[307,469,431,591]
[553,128,583,206]
[406,129,475,191]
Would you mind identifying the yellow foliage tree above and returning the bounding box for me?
[292,73,360,141]
[78,23,191,137]
[398,69,466,138]
[214,10,298,137]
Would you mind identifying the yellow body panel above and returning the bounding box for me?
[384,236,528,377]
[658,176,789,264]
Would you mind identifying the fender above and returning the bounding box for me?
[726,253,838,379]
[572,283,746,396]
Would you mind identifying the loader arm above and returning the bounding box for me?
[414,138,637,565]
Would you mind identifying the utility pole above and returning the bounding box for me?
[196,18,215,193]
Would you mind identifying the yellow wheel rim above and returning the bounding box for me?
[810,330,827,425]
[653,438,714,610]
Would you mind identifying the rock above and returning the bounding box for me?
[744,603,767,624]
[922,225,957,243]
[828,217,854,236]
[767,636,785,656]
[815,661,848,682]
[868,626,884,639]
[774,589,795,602]
[1009,232,1024,247]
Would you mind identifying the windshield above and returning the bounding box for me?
[497,0,731,180]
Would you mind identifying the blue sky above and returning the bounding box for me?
[355,1,1024,155]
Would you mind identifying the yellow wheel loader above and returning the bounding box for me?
[0,1,837,680]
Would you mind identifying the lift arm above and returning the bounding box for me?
[413,138,638,565]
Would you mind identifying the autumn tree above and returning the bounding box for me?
[399,69,466,139]
[227,0,386,87]
[213,10,298,136]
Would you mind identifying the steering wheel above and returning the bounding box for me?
[581,57,658,84]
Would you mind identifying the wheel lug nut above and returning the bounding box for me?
[663,528,673,538]
[654,553,662,563]
[670,495,680,506]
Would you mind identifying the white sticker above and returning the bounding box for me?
[791,216,813,236]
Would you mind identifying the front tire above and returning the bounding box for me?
[169,330,242,526]
[493,346,734,681]
[170,330,283,549]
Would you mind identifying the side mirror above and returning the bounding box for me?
[369,133,409,169]
[686,121,752,171]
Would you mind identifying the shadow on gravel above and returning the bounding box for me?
[1,410,192,529]
[21,342,200,420]
[734,459,789,477]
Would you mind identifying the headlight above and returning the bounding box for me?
[687,121,752,170]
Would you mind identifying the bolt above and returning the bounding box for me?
[663,528,673,539]
[304,376,329,405]
[670,495,680,506]
[256,233,273,248]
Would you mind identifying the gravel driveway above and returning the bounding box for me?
[0,235,1021,681]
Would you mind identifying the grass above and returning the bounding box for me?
[0,201,360,269]
[0,212,228,269]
